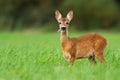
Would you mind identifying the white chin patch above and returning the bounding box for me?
[61,30,66,32]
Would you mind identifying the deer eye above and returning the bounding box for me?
[66,22,69,24]
[59,22,61,24]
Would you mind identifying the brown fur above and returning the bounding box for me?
[55,10,107,65]
[61,32,107,65]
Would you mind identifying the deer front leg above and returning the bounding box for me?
[69,57,75,66]
[63,53,75,66]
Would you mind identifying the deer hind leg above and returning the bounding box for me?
[94,40,106,64]
[88,54,96,65]
[95,51,106,64]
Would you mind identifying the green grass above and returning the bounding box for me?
[0,32,120,80]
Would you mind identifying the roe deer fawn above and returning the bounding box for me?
[55,10,107,65]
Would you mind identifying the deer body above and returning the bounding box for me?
[55,10,107,65]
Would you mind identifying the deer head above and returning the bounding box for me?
[55,10,73,32]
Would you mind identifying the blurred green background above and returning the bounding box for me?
[0,0,120,31]
[0,0,120,80]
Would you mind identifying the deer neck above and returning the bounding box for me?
[60,31,69,44]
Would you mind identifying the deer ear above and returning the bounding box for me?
[66,10,73,22]
[55,10,62,22]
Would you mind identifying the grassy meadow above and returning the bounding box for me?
[0,32,120,80]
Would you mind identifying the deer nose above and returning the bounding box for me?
[61,27,66,30]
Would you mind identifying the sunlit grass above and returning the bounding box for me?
[0,32,119,80]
